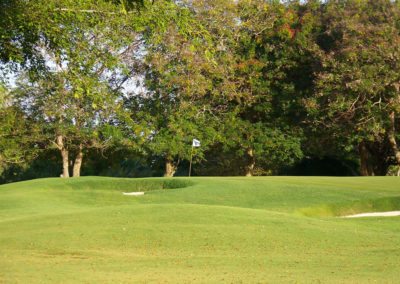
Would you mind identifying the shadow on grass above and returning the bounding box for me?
[118,179,195,192]
[61,177,196,193]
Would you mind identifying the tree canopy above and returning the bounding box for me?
[1,0,400,182]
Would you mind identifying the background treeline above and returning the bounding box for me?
[1,0,400,183]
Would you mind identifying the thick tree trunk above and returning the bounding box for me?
[388,111,400,171]
[61,149,70,178]
[164,156,176,177]
[359,141,374,176]
[245,148,255,177]
[72,144,83,177]
[56,135,70,178]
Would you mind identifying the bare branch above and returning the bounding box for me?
[54,8,135,15]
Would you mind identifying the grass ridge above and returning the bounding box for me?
[298,195,400,217]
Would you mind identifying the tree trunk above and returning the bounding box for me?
[245,148,255,177]
[164,156,176,177]
[359,141,374,176]
[61,149,70,178]
[72,144,83,177]
[388,111,400,170]
[56,135,70,178]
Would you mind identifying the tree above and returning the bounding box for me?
[4,0,142,177]
[309,0,400,175]
[155,0,311,176]
[0,85,40,169]
[201,0,311,176]
[129,1,221,177]
[2,0,223,179]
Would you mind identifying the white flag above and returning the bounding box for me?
[192,139,201,147]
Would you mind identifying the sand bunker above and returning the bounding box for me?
[122,192,144,196]
[344,211,400,218]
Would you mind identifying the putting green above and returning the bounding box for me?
[0,176,399,283]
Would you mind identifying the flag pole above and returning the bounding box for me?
[189,145,194,177]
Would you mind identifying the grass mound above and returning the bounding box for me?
[299,196,400,217]
[1,176,400,283]
[1,176,194,192]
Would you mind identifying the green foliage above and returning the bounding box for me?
[0,85,40,166]
[1,0,148,175]
[305,0,400,175]
[313,0,398,134]
[128,3,221,174]
[202,0,312,174]
[2,0,400,179]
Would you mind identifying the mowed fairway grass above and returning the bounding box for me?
[1,177,400,283]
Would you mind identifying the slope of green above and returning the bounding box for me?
[1,176,400,283]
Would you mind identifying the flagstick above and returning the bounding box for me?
[189,146,194,177]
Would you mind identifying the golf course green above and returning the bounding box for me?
[1,177,399,283]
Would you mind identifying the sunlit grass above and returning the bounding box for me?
[1,176,399,283]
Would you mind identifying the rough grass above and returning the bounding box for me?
[1,176,400,283]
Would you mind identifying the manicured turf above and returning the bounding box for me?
[1,176,399,283]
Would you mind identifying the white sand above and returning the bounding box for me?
[343,211,400,218]
[122,192,144,196]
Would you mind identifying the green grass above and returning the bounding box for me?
[1,176,400,283]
